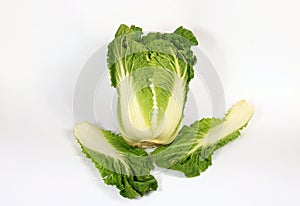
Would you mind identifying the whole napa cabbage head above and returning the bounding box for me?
[107,24,198,148]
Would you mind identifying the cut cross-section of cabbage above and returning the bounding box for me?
[151,100,254,177]
[73,121,158,199]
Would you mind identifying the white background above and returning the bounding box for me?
[1,0,300,205]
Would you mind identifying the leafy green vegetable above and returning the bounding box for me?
[151,100,254,177]
[73,24,255,199]
[73,122,157,199]
[107,24,198,148]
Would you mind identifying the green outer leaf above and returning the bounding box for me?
[151,100,254,177]
[107,24,198,87]
[74,122,158,199]
[174,26,198,46]
[114,24,142,39]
